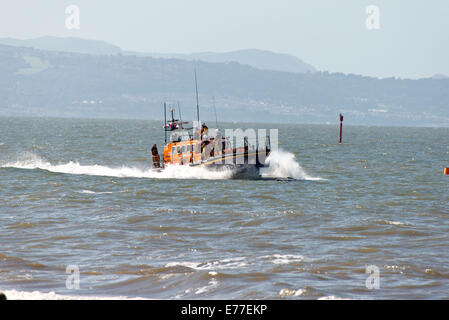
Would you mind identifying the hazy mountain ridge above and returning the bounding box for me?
[0,36,122,55]
[0,36,316,74]
[0,43,448,126]
[126,49,317,74]
[430,74,449,80]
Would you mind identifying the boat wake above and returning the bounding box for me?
[0,153,232,180]
[1,151,323,181]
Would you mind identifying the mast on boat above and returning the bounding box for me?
[164,102,167,144]
[194,66,200,125]
[213,96,219,131]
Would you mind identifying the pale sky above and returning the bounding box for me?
[1,0,448,79]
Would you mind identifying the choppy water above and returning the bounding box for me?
[0,117,448,300]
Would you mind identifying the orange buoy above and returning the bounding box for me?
[445,168,449,175]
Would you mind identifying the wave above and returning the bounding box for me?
[1,151,322,181]
[165,256,249,271]
[0,289,147,300]
[260,150,324,181]
[164,254,309,273]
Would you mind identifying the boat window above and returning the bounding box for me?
[177,146,181,154]
[182,145,186,153]
[171,146,175,154]
[187,145,190,153]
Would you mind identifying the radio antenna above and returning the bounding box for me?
[194,65,200,124]
[163,102,167,144]
[177,101,183,129]
[213,96,219,130]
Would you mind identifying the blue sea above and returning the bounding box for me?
[1,117,448,299]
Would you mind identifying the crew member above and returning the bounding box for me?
[201,123,208,136]
[151,144,161,168]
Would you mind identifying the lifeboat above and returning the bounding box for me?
[151,104,271,178]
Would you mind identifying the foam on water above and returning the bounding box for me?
[79,190,113,194]
[379,220,406,226]
[165,256,249,271]
[260,254,307,265]
[260,150,324,181]
[279,288,305,297]
[0,289,147,300]
[0,153,233,180]
[318,296,352,300]
[164,254,309,275]
[1,151,322,181]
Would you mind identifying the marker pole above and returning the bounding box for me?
[339,114,344,143]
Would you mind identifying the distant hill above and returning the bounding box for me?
[0,36,122,55]
[0,43,448,126]
[127,49,317,74]
[430,73,449,79]
[0,36,316,74]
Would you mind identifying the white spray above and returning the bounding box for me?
[1,151,322,181]
[0,153,232,180]
[260,150,323,181]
